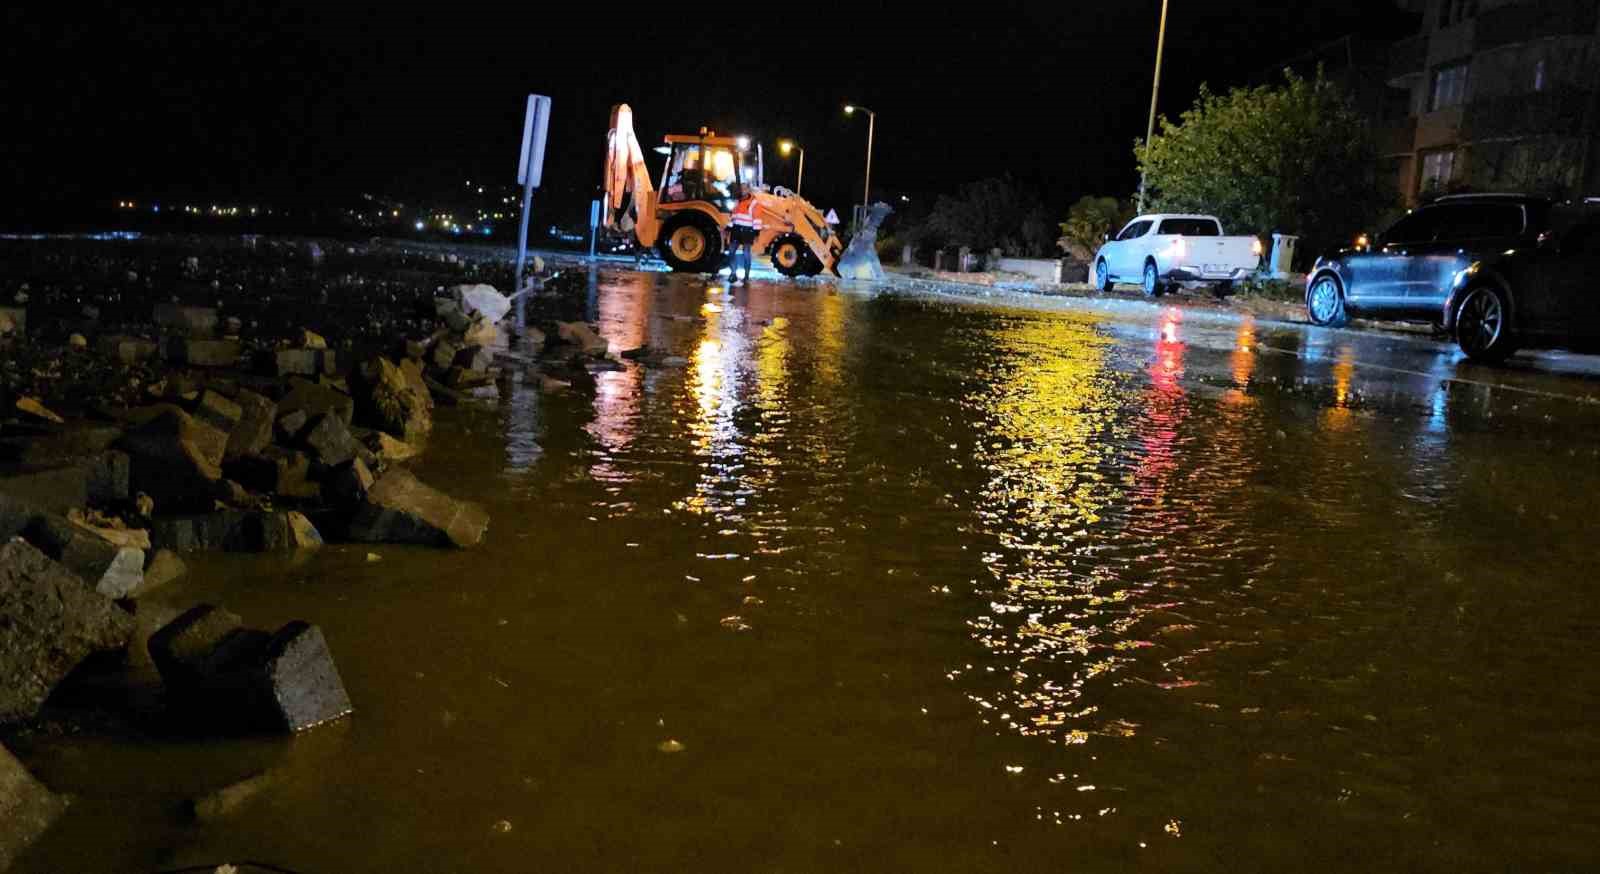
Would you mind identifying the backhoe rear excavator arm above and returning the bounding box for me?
[603,104,661,247]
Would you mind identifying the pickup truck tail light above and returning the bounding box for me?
[1169,238,1187,258]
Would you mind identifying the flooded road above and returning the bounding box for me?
[16,269,1600,872]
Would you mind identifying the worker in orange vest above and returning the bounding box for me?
[727,184,762,284]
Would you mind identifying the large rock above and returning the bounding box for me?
[224,448,318,500]
[152,511,323,553]
[0,540,135,724]
[347,468,488,548]
[117,406,226,511]
[298,413,358,468]
[163,338,242,368]
[352,356,432,445]
[275,348,339,377]
[0,743,69,870]
[134,549,187,597]
[98,334,159,365]
[557,321,610,358]
[276,381,354,429]
[153,304,217,338]
[360,431,422,464]
[225,390,275,461]
[325,458,374,507]
[192,389,242,433]
[151,609,352,734]
[450,284,511,324]
[22,515,145,599]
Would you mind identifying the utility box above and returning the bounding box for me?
[1269,234,1298,278]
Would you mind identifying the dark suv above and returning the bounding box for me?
[1305,193,1551,328]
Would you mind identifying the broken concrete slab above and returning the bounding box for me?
[191,772,273,821]
[431,337,463,371]
[325,458,374,506]
[352,356,433,446]
[225,390,275,462]
[275,409,309,443]
[152,303,217,338]
[258,621,353,732]
[152,609,351,735]
[148,604,243,691]
[23,513,146,599]
[275,348,339,377]
[163,338,242,368]
[444,366,495,390]
[360,431,421,464]
[151,510,323,553]
[117,407,226,511]
[15,397,63,425]
[0,540,135,724]
[453,345,494,372]
[298,413,359,468]
[557,321,610,358]
[276,380,354,428]
[0,743,70,871]
[224,448,319,500]
[192,389,242,433]
[348,468,488,548]
[451,283,512,323]
[97,334,159,365]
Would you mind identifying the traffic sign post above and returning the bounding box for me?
[514,94,552,330]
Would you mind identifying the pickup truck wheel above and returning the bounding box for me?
[1306,275,1349,327]
[1142,261,1165,297]
[1455,285,1517,363]
[1095,258,1112,292]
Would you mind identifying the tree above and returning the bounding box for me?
[923,176,1050,256]
[1135,69,1393,263]
[1057,195,1134,262]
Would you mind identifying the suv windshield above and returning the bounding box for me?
[1156,218,1220,236]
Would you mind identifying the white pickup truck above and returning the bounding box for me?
[1092,214,1262,296]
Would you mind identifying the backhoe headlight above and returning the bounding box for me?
[1251,238,1264,257]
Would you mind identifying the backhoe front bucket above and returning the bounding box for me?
[835,202,893,281]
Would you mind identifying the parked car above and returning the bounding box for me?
[1304,193,1552,328]
[1441,198,1600,361]
[1092,214,1262,297]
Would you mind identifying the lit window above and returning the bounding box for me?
[1421,150,1456,191]
[1430,63,1468,111]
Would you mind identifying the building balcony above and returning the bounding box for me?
[1476,0,1600,52]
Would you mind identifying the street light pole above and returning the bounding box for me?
[779,140,806,196]
[845,104,877,227]
[1138,0,1169,213]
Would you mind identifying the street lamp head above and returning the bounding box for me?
[778,140,794,155]
[736,135,750,151]
[844,104,854,115]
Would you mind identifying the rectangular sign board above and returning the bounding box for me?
[517,94,552,188]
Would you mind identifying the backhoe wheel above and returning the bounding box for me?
[770,235,807,277]
[657,214,722,273]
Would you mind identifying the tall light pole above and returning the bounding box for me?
[1137,0,1170,213]
[844,104,876,225]
[778,140,805,196]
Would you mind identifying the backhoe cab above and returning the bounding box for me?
[603,104,841,277]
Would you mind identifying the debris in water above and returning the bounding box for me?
[719,615,751,631]
[366,552,382,562]
[657,739,685,754]
[492,819,513,834]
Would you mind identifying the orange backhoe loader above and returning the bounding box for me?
[602,104,842,277]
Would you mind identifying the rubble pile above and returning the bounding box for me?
[0,237,616,866]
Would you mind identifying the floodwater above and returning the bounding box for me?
[15,269,1600,872]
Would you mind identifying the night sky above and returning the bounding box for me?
[4,2,1417,228]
